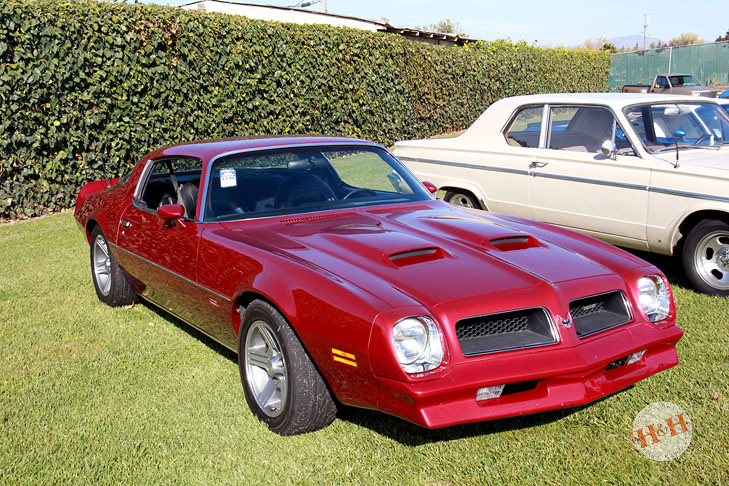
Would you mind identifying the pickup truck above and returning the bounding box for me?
[622,73,720,97]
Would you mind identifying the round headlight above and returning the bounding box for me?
[638,275,670,322]
[392,317,443,374]
[392,318,428,365]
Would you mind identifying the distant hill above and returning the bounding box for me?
[608,35,663,50]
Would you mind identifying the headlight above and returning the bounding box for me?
[637,275,670,322]
[392,316,443,374]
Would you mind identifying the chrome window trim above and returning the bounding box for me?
[200,141,431,222]
[457,305,560,357]
[109,242,232,304]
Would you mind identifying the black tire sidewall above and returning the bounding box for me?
[682,219,729,296]
[238,301,296,432]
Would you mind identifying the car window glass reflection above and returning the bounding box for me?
[204,146,430,221]
[503,106,543,148]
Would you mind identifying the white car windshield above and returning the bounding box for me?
[624,103,729,153]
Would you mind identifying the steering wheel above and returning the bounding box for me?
[343,188,378,200]
[694,134,712,145]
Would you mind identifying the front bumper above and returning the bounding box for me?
[374,322,682,428]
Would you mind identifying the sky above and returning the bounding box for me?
[158,0,728,47]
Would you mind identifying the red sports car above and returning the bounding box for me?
[75,136,683,435]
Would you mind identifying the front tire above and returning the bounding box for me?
[682,219,729,296]
[444,190,481,209]
[238,300,336,435]
[90,226,137,306]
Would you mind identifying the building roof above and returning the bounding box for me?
[179,0,478,46]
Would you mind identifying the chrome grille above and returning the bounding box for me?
[456,308,557,356]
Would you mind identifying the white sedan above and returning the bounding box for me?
[394,93,729,295]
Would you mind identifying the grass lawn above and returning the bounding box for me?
[1,213,727,484]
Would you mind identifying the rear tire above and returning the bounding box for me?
[90,226,137,306]
[682,219,729,296]
[238,300,336,435]
[444,190,481,209]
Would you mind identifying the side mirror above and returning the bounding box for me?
[672,129,686,139]
[158,204,185,221]
[422,181,438,194]
[600,140,617,160]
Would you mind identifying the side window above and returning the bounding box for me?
[655,76,669,89]
[138,157,202,219]
[503,106,543,148]
[548,106,621,154]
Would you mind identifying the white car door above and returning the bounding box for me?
[528,105,651,249]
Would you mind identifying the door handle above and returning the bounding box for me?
[529,161,548,169]
[120,220,132,228]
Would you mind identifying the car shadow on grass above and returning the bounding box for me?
[141,301,239,363]
[336,391,627,445]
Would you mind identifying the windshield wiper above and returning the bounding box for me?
[653,144,721,153]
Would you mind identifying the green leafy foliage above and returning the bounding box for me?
[0,0,610,219]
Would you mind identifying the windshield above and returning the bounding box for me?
[624,103,729,153]
[204,145,431,221]
[668,75,700,87]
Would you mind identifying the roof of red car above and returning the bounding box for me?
[147,135,377,160]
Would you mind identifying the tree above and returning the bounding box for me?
[717,30,729,42]
[419,18,466,36]
[668,32,703,46]
[601,42,617,53]
[581,37,607,50]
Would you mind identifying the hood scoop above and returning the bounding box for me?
[388,247,444,267]
[488,235,541,251]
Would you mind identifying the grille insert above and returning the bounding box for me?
[456,307,557,356]
[569,291,632,338]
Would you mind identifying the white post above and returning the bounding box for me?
[322,0,327,12]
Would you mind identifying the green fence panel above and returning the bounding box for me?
[671,42,729,87]
[608,41,729,91]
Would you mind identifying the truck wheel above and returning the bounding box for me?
[444,190,481,209]
[238,300,337,435]
[682,219,729,296]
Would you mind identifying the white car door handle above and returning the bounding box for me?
[530,161,548,169]
[120,220,132,228]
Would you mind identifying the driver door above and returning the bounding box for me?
[528,105,651,248]
[114,157,216,334]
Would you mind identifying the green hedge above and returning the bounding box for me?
[0,0,610,219]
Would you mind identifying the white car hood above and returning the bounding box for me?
[654,147,729,172]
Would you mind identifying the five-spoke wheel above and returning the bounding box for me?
[89,226,137,306]
[244,320,288,418]
[238,300,336,435]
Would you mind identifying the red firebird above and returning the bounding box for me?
[75,136,683,435]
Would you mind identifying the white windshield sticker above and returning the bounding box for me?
[220,169,236,188]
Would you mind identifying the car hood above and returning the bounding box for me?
[654,147,729,171]
[221,202,639,309]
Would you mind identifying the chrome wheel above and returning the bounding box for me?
[693,231,729,290]
[92,234,112,296]
[245,320,288,418]
[444,190,480,209]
